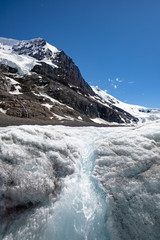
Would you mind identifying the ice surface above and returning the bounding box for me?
[93,122,160,240]
[0,125,80,239]
[0,122,160,239]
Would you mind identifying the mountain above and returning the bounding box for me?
[92,86,160,124]
[0,37,138,126]
[0,38,160,240]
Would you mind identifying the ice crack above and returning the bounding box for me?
[42,136,110,240]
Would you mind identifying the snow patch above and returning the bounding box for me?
[40,58,58,68]
[41,103,53,110]
[52,113,65,120]
[9,85,22,95]
[45,42,60,56]
[91,117,121,125]
[6,77,20,85]
[0,108,7,114]
[91,118,109,125]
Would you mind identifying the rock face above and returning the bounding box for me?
[0,37,138,125]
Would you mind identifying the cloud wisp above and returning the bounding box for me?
[108,77,123,89]
[107,77,135,90]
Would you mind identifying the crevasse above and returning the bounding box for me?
[42,137,110,240]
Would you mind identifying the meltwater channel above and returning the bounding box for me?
[43,137,110,240]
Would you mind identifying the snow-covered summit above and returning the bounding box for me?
[0,37,60,57]
[0,37,60,74]
[12,38,60,61]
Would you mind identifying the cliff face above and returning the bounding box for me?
[0,37,138,125]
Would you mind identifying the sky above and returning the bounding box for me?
[0,0,160,107]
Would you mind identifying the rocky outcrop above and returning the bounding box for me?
[13,38,95,96]
[12,38,47,60]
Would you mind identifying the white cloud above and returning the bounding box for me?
[108,78,114,83]
[115,78,123,83]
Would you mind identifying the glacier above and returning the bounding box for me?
[0,122,160,239]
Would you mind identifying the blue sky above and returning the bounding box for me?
[0,0,160,107]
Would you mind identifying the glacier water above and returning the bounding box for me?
[43,138,110,240]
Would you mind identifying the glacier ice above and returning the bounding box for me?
[94,122,160,240]
[0,51,40,75]
[0,122,160,239]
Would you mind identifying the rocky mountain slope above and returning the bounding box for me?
[0,37,138,126]
[92,86,160,124]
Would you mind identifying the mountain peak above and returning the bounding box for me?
[12,38,60,62]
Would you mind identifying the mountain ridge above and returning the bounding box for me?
[0,37,140,126]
